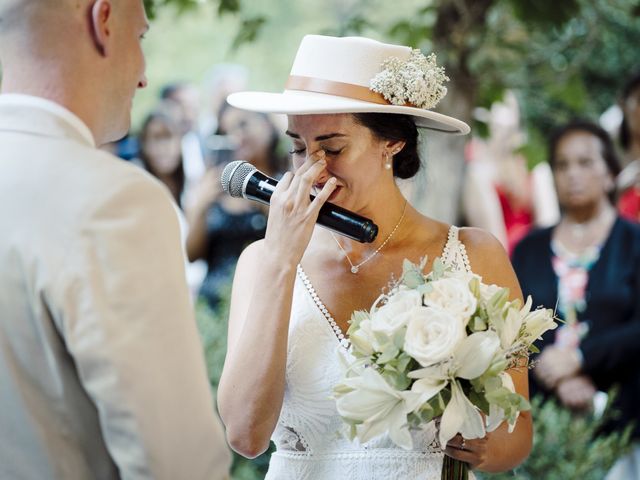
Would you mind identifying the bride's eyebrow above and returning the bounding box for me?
[285,131,349,141]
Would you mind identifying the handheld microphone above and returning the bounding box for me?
[221,161,378,243]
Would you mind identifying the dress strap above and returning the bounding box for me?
[441,225,472,273]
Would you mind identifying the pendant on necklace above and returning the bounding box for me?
[351,266,359,274]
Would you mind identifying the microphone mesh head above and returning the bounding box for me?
[221,161,256,198]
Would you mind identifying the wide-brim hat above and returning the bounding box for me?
[227,35,470,135]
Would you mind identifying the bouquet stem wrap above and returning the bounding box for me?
[442,457,469,480]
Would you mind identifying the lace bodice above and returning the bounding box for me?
[266,226,474,480]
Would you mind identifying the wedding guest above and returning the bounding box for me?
[137,106,185,207]
[0,1,230,478]
[134,105,208,296]
[161,81,208,188]
[217,35,533,479]
[511,121,640,479]
[200,63,249,138]
[185,102,287,309]
[617,72,640,222]
[462,91,559,254]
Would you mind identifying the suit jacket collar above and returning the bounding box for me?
[0,94,95,147]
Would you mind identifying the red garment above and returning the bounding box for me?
[495,184,533,256]
[618,187,640,223]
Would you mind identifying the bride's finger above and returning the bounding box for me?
[294,158,327,206]
[290,150,326,188]
[307,177,337,216]
[277,171,294,190]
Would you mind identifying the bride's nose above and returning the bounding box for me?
[310,155,331,181]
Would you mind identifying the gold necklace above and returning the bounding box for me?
[330,200,408,274]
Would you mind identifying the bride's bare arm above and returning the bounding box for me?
[444,228,533,472]
[217,153,336,458]
[217,241,296,458]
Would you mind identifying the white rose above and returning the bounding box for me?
[423,277,477,326]
[370,288,423,337]
[444,270,479,283]
[404,306,465,367]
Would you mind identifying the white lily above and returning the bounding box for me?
[349,318,377,356]
[521,301,557,344]
[499,308,523,349]
[439,380,485,447]
[454,330,501,380]
[335,367,424,450]
[408,362,450,403]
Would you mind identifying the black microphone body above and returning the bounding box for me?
[222,161,378,243]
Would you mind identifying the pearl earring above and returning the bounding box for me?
[384,152,392,170]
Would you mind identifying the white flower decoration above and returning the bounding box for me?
[370,49,449,109]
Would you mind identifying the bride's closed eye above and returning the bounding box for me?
[289,146,306,155]
[288,147,344,156]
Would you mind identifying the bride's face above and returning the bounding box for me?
[286,113,390,211]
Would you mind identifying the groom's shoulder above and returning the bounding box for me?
[69,147,170,204]
[50,146,176,230]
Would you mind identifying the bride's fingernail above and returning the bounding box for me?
[329,177,337,184]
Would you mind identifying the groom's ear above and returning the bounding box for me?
[89,0,113,57]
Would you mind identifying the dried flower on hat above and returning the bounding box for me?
[370,50,449,110]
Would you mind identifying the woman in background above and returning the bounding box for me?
[512,121,640,480]
[137,108,185,207]
[186,102,287,309]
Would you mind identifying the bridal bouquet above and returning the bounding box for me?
[333,258,557,479]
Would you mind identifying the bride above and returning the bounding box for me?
[217,35,533,479]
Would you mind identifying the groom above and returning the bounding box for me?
[0,1,230,479]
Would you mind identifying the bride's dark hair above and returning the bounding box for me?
[352,113,421,179]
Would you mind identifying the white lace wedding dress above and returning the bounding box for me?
[265,226,475,480]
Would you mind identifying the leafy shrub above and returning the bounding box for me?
[480,395,632,480]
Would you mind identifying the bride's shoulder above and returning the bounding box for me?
[458,227,522,298]
[457,227,504,253]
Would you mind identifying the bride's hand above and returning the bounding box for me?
[264,150,336,266]
[444,433,489,470]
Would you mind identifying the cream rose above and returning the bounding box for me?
[370,288,423,337]
[404,306,465,367]
[423,277,477,326]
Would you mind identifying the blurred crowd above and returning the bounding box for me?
[105,65,640,478]
[104,65,289,308]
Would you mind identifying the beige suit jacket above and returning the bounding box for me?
[0,95,231,479]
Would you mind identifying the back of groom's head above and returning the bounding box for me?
[0,0,149,146]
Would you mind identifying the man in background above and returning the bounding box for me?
[0,1,231,478]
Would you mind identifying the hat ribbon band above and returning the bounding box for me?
[285,75,415,107]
